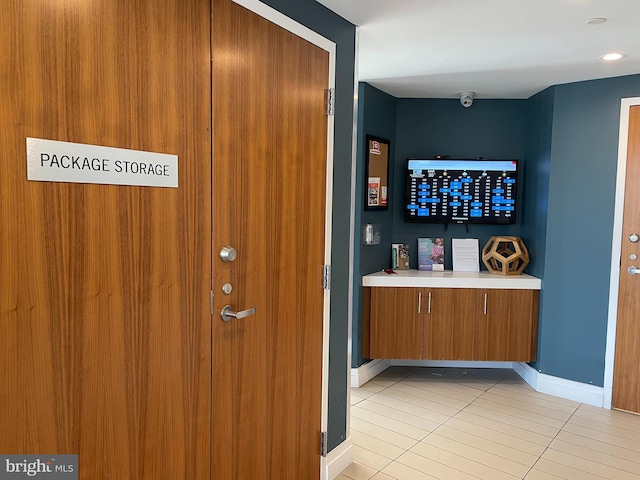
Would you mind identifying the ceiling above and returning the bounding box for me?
[314,0,640,99]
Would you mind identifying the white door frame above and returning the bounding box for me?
[604,96,640,409]
[229,1,339,478]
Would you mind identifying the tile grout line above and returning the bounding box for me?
[350,368,623,480]
[351,371,423,480]
[542,406,640,477]
[414,374,548,479]
[384,373,505,480]
[518,397,583,479]
[352,373,409,407]
[355,370,481,480]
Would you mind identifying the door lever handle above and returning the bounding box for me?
[628,265,640,275]
[221,305,256,322]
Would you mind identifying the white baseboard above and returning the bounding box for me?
[351,359,512,387]
[514,362,604,407]
[323,437,353,480]
[352,359,605,408]
[390,359,515,369]
[512,361,538,387]
[351,359,391,387]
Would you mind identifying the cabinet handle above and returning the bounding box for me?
[428,291,432,314]
[483,293,488,315]
[418,291,422,314]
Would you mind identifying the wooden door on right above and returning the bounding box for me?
[613,104,640,414]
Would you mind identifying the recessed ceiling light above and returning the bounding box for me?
[586,17,606,25]
[601,52,626,61]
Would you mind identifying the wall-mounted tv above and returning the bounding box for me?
[404,158,518,224]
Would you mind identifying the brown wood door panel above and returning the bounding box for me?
[613,105,640,413]
[211,0,329,477]
[0,1,211,478]
[478,289,538,362]
[424,288,478,360]
[369,287,422,359]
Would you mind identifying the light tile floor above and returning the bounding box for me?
[338,367,640,480]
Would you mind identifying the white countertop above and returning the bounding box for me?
[362,269,541,289]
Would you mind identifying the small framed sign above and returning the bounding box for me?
[364,135,390,210]
[26,137,178,188]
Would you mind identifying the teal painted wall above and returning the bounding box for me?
[352,83,397,368]
[353,92,529,368]
[354,75,640,392]
[520,87,554,279]
[392,98,527,268]
[534,74,640,385]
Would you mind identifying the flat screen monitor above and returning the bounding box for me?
[404,158,518,224]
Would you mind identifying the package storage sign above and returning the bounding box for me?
[26,137,178,188]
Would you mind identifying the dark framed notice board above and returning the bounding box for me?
[365,135,390,210]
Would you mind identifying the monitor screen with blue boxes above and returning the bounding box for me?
[404,158,518,224]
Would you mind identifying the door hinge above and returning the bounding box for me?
[326,88,335,116]
[323,265,331,290]
[320,431,328,457]
[210,289,214,316]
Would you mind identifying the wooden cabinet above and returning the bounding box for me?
[477,289,539,361]
[424,288,477,360]
[369,287,422,359]
[366,285,539,362]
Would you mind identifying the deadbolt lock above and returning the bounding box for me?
[220,245,237,262]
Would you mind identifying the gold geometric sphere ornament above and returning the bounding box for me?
[482,236,530,275]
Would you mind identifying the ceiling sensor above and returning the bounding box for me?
[586,17,606,25]
[459,92,475,108]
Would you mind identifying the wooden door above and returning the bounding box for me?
[477,289,538,362]
[424,288,477,360]
[613,105,640,413]
[369,288,423,359]
[211,0,330,478]
[0,1,211,478]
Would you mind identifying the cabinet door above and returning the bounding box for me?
[369,287,422,359]
[424,288,478,360]
[478,289,539,361]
